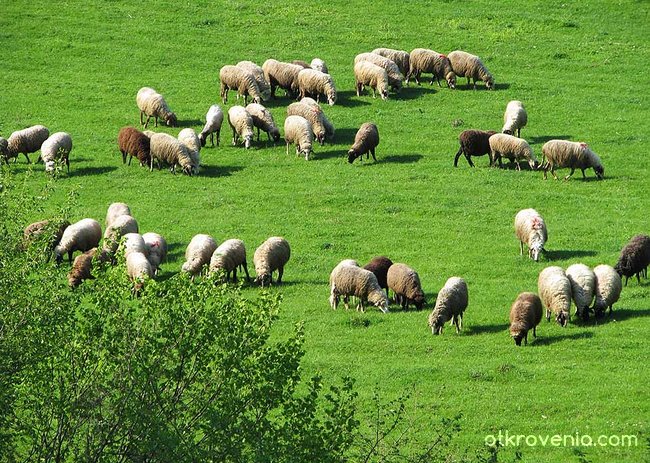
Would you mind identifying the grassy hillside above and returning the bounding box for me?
[1,0,648,461]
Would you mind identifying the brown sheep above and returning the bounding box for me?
[348,123,379,164]
[118,127,151,167]
[453,130,498,167]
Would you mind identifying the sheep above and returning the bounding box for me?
[0,138,7,159]
[354,52,403,91]
[54,218,102,264]
[227,106,255,149]
[353,61,390,100]
[126,251,154,294]
[286,100,329,145]
[541,140,604,180]
[428,277,468,335]
[119,233,147,258]
[284,115,314,160]
[406,48,456,88]
[178,128,201,175]
[149,132,193,175]
[514,208,548,262]
[509,292,543,346]
[245,103,281,143]
[538,266,572,327]
[262,59,303,99]
[1,125,49,164]
[565,263,596,320]
[253,236,291,287]
[142,232,167,276]
[105,202,131,229]
[489,133,538,170]
[363,256,393,297]
[219,65,262,105]
[299,97,335,140]
[502,100,527,137]
[182,234,218,278]
[614,234,650,285]
[236,60,272,101]
[292,60,311,69]
[199,105,224,147]
[310,58,329,74]
[102,214,139,256]
[371,48,410,78]
[329,263,389,313]
[67,247,111,288]
[142,130,157,139]
[453,130,498,167]
[296,68,337,105]
[348,122,379,164]
[118,127,151,167]
[208,238,250,282]
[40,132,72,173]
[447,50,494,90]
[22,219,70,252]
[387,263,426,310]
[136,87,177,128]
[591,264,623,318]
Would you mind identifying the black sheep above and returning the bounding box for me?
[363,256,393,296]
[614,234,650,285]
[453,129,497,167]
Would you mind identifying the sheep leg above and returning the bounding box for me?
[516,128,521,138]
[232,127,238,146]
[523,333,528,345]
[533,326,537,338]
[581,169,587,179]
[370,148,377,162]
[286,142,290,155]
[551,167,559,180]
[465,153,475,168]
[515,160,521,171]
[520,241,524,256]
[144,115,151,129]
[22,153,31,164]
[453,147,463,167]
[66,156,70,174]
[242,263,250,282]
[216,129,221,147]
[546,308,551,321]
[277,266,283,284]
[564,167,575,180]
[356,82,362,97]
[68,250,73,262]
[343,295,349,310]
[140,111,145,126]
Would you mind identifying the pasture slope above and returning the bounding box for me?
[1,0,648,461]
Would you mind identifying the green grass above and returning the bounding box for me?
[1,0,649,461]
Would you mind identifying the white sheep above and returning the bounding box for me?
[126,251,154,294]
[236,60,272,101]
[245,103,281,143]
[354,52,403,91]
[509,292,543,346]
[565,263,596,320]
[106,202,131,229]
[428,277,469,335]
[286,100,328,146]
[284,115,314,160]
[386,263,426,310]
[541,140,604,180]
[310,58,329,74]
[538,266,572,327]
[514,208,547,262]
[219,65,262,105]
[348,122,379,163]
[407,48,456,88]
[103,214,139,255]
[371,48,410,78]
[354,61,390,100]
[199,105,224,147]
[177,128,201,175]
[142,232,167,276]
[447,50,494,90]
[502,100,527,137]
[39,132,72,173]
[300,97,335,141]
[0,125,49,164]
[119,233,147,258]
[591,264,622,318]
[262,59,303,99]
[149,132,194,175]
[208,238,250,282]
[136,87,177,128]
[296,68,337,105]
[182,234,218,278]
[329,263,389,313]
[253,236,291,287]
[489,133,538,170]
[54,218,102,264]
[227,106,255,149]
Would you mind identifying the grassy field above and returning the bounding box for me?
[1,0,649,461]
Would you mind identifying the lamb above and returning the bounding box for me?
[348,122,379,164]
[502,100,527,137]
[614,234,650,285]
[591,264,623,317]
[538,266,572,327]
[253,236,291,287]
[245,103,281,143]
[199,105,224,147]
[406,48,456,88]
[105,202,131,229]
[363,256,393,297]
[371,48,410,78]
[40,132,72,173]
[310,58,329,74]
[149,132,194,175]
[136,87,177,128]
[54,218,102,264]
[296,68,337,105]
[23,219,70,252]
[284,115,314,160]
[354,52,403,91]
[102,214,139,255]
[236,60,272,101]
[489,133,538,170]
[448,50,494,90]
[514,208,547,262]
[509,292,543,346]
[227,106,255,149]
[565,263,596,320]
[181,234,218,278]
[428,277,469,335]
[1,125,49,164]
[286,100,329,145]
[541,140,604,180]
[219,65,262,105]
[387,263,426,310]
[117,127,151,167]
[177,128,201,175]
[329,263,389,313]
[142,232,167,276]
[208,238,250,282]
[262,59,303,99]
[354,61,390,100]
[67,247,111,288]
[453,130,498,167]
[126,251,154,294]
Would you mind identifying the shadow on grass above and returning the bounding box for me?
[397,85,437,99]
[72,166,118,176]
[465,323,510,336]
[584,308,650,325]
[381,153,424,164]
[177,119,203,128]
[314,149,346,161]
[528,135,572,144]
[530,330,594,346]
[331,127,360,145]
[335,90,372,108]
[544,249,597,260]
[199,164,244,178]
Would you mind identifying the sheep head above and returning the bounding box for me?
[255,273,272,287]
[445,72,456,89]
[165,113,178,127]
[556,311,568,327]
[243,135,252,149]
[594,164,604,180]
[347,149,361,164]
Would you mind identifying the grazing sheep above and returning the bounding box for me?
[489,133,538,170]
[126,251,153,294]
[178,128,201,175]
[286,100,328,145]
[363,256,393,297]
[453,130,498,167]
[300,97,335,141]
[371,48,410,78]
[118,127,151,167]
[105,202,131,229]
[208,238,250,282]
[310,58,329,74]
[292,59,311,69]
[428,277,469,335]
[329,263,389,313]
[54,218,102,264]
[142,232,167,276]
[354,52,403,91]
[102,214,139,255]
[142,130,157,139]
[40,132,72,173]
[199,105,224,147]
[514,208,547,262]
[284,115,314,160]
[262,59,303,99]
[538,266,572,327]
[227,106,255,149]
[614,234,650,285]
[509,292,543,346]
[219,65,262,105]
[502,100,527,137]
[23,219,70,252]
[387,263,426,310]
[149,132,194,175]
[67,247,111,288]
[1,125,49,164]
[448,50,494,90]
[136,87,177,128]
[407,48,456,88]
[253,236,291,287]
[566,263,596,320]
[592,264,623,317]
[354,61,390,100]
[182,234,218,278]
[246,103,281,143]
[119,233,147,258]
[541,140,604,180]
[0,138,7,159]
[348,122,379,164]
[297,68,337,105]
[236,60,272,101]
